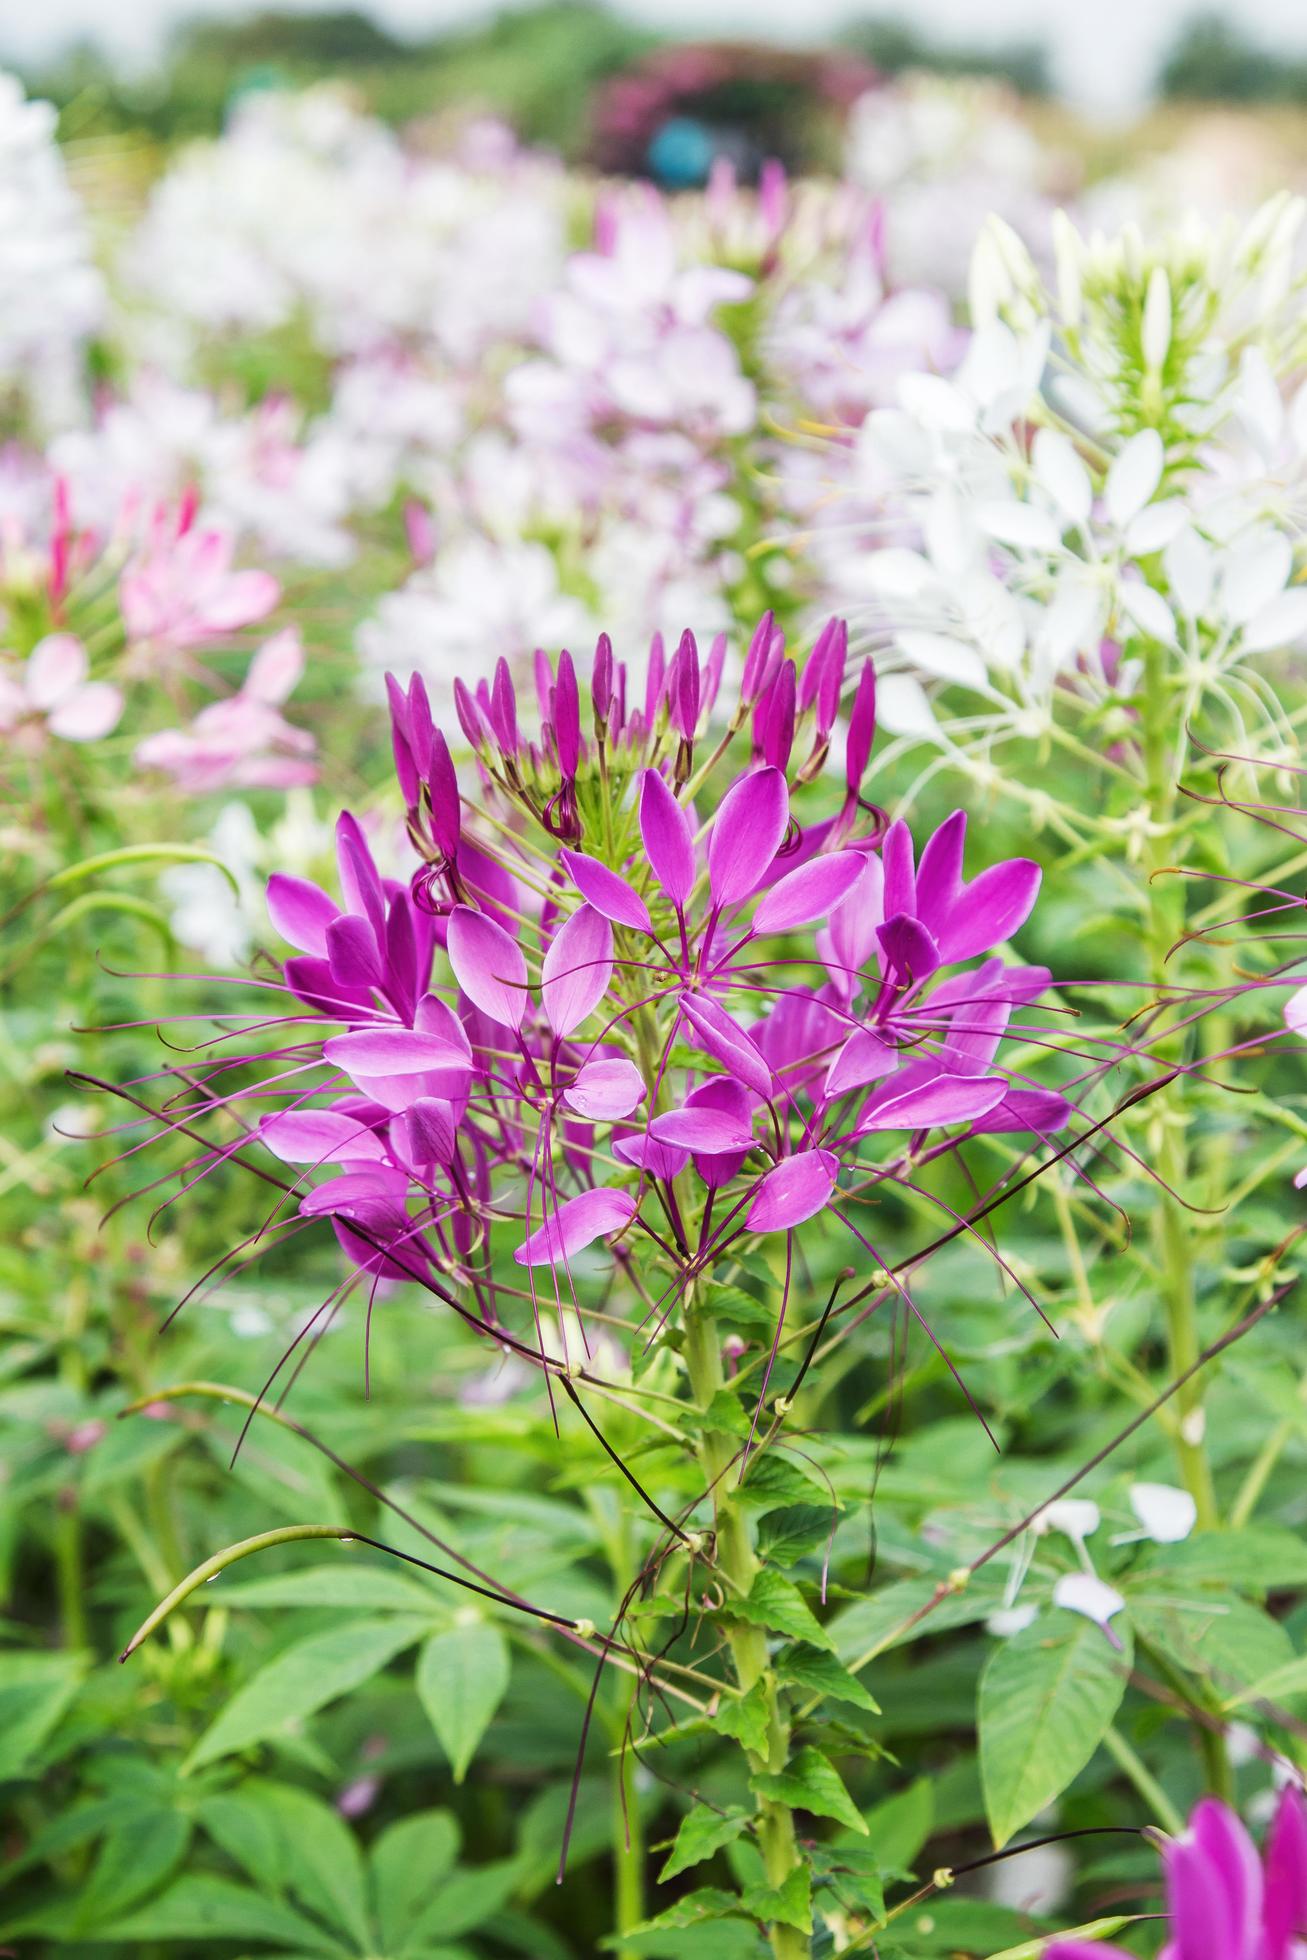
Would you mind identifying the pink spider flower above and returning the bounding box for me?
[1048,1784,1307,1960]
[120,499,280,658]
[133,627,317,792]
[100,609,1074,1418]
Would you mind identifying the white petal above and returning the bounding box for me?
[1241,588,1307,654]
[1035,1499,1100,1541]
[1238,346,1285,458]
[924,488,980,578]
[896,631,988,689]
[1119,580,1177,645]
[1285,984,1307,1033]
[1126,501,1187,557]
[1220,533,1293,626]
[898,372,973,434]
[959,572,1026,670]
[1164,525,1213,619]
[986,1605,1039,1638]
[875,673,942,741]
[1105,430,1165,529]
[1052,1571,1125,1630]
[1129,1482,1197,1544]
[1032,428,1092,527]
[865,548,934,599]
[976,500,1062,554]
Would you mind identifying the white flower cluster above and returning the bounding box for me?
[827,196,1307,751]
[0,72,103,425]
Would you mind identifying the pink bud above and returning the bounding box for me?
[845,658,877,798]
[554,648,581,778]
[592,633,613,725]
[403,499,436,566]
[489,657,518,752]
[702,632,727,718]
[645,631,666,726]
[428,729,460,859]
[741,610,776,703]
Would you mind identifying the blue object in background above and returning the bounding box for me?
[646,115,718,187]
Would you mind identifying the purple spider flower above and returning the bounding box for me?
[1047,1784,1307,1960]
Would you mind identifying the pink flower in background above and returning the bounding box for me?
[133,627,316,792]
[120,505,280,656]
[0,633,122,745]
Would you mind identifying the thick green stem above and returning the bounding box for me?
[1139,639,1218,1531]
[612,1742,645,1960]
[684,1305,807,1960]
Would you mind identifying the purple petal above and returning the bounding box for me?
[564,1057,645,1120]
[844,659,876,797]
[335,812,387,945]
[708,766,788,909]
[326,914,383,994]
[513,1186,637,1267]
[880,819,916,918]
[824,1029,899,1099]
[541,904,613,1036]
[401,1097,458,1168]
[746,1149,838,1231]
[827,853,885,979]
[857,1071,1008,1133]
[324,1028,473,1078]
[914,811,967,937]
[938,858,1042,963]
[970,1088,1072,1134]
[753,851,865,934]
[639,769,695,908]
[283,955,373,1018]
[1192,1799,1263,1956]
[259,1110,386,1164]
[1264,1784,1307,1955]
[679,994,774,1099]
[560,849,652,933]
[554,647,581,776]
[876,913,940,986]
[649,1104,754,1153]
[267,874,340,956]
[447,905,529,1029]
[612,1131,689,1180]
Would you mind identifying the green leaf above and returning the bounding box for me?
[861,1777,934,1872]
[413,1860,522,1942]
[710,1287,776,1336]
[621,1887,741,1932]
[416,1621,511,1782]
[740,1865,813,1934]
[71,1808,191,1931]
[659,1805,751,1881]
[776,1644,879,1713]
[92,1875,342,1950]
[187,1616,428,1769]
[757,1506,837,1568]
[219,1780,370,1946]
[809,1842,887,1923]
[1138,1526,1307,1594]
[731,1569,833,1651]
[0,1651,84,1778]
[1227,1654,1307,1710]
[686,1390,751,1439]
[713,1678,771,1758]
[979,1613,1132,1847]
[733,1454,825,1509]
[370,1810,461,1954]
[1131,1595,1292,1696]
[751,1747,868,1834]
[831,1576,999,1667]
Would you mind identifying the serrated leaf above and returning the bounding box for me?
[709,1287,776,1335]
[757,1505,838,1568]
[741,1864,813,1933]
[809,1841,887,1923]
[732,1569,833,1651]
[187,1616,428,1770]
[979,1613,1131,1847]
[416,1622,510,1782]
[776,1644,879,1712]
[713,1677,771,1758]
[751,1747,867,1834]
[370,1809,461,1953]
[687,1390,751,1439]
[622,1887,741,1931]
[733,1453,825,1509]
[659,1804,751,1881]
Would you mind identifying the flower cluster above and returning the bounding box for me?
[148,611,1070,1397]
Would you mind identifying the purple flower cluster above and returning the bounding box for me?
[159,612,1068,1379]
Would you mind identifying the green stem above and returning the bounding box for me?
[612,1742,645,1960]
[1102,1724,1184,1835]
[683,1304,807,1960]
[1139,638,1218,1531]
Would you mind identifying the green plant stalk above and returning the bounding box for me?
[1139,637,1219,1531]
[683,1301,807,1960]
[613,1743,645,1960]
